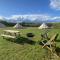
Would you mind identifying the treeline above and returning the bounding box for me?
[21,22,60,28]
[0,20,15,27]
[0,20,40,27]
[0,20,60,28]
[51,23,60,28]
[21,22,40,27]
[47,23,60,28]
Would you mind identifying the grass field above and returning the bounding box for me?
[0,27,60,60]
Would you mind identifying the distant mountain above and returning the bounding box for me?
[3,19,60,23]
[0,15,60,23]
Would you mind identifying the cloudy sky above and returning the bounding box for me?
[0,0,60,22]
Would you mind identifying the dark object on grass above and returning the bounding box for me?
[27,33,34,37]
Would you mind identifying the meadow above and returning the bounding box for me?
[0,27,60,60]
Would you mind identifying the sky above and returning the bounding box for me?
[0,0,60,22]
[0,0,50,16]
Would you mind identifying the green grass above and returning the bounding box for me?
[0,27,60,60]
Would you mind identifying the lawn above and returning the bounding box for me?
[0,27,60,60]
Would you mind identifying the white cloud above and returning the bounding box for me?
[10,15,23,20]
[0,14,60,23]
[0,16,6,20]
[50,0,60,10]
[51,16,60,20]
[9,14,51,21]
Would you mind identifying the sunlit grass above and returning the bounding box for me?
[0,27,60,60]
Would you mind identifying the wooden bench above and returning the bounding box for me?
[1,34,16,39]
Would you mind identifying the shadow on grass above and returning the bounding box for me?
[39,40,47,46]
[6,37,36,45]
[55,39,60,42]
[55,47,60,57]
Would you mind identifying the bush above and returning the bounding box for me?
[27,33,34,37]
